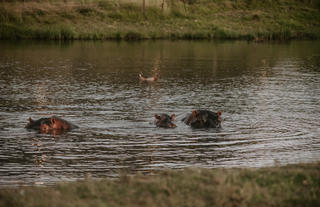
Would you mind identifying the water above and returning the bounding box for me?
[0,40,319,187]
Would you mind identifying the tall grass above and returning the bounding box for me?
[0,163,319,207]
[0,0,320,40]
[0,23,77,40]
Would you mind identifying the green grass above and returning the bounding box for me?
[0,162,319,207]
[0,0,320,40]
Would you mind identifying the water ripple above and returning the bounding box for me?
[0,40,319,187]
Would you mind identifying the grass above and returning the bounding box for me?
[0,0,320,40]
[0,162,319,207]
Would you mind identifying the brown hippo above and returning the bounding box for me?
[25,116,78,134]
[183,110,222,128]
[154,113,176,128]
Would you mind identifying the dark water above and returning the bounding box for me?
[0,40,319,187]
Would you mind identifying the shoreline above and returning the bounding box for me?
[0,162,319,206]
[1,0,320,41]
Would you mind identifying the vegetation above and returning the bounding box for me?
[0,162,319,207]
[0,0,320,40]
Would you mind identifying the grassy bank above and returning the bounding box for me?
[0,163,319,207]
[0,0,320,40]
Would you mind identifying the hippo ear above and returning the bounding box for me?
[192,110,198,116]
[50,117,55,125]
[25,118,33,128]
[154,114,161,120]
[171,114,176,121]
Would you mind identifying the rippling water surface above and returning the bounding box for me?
[0,40,319,187]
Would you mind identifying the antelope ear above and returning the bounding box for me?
[171,114,176,121]
[217,111,222,116]
[28,117,33,123]
[154,114,161,120]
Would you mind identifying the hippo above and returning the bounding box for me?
[182,110,222,128]
[25,116,78,134]
[154,113,176,128]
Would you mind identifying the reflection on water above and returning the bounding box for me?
[0,40,320,187]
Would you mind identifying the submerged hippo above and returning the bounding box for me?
[154,113,176,128]
[25,116,78,134]
[183,110,222,128]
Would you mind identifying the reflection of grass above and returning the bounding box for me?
[0,0,320,40]
[0,163,319,207]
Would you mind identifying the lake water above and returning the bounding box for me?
[0,40,319,187]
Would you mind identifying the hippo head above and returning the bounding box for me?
[24,117,34,129]
[25,117,51,130]
[185,110,222,128]
[154,114,176,128]
[186,110,207,128]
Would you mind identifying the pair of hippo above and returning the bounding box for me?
[25,110,222,134]
[154,110,222,129]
